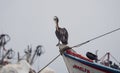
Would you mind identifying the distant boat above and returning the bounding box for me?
[60,45,120,73]
[0,34,43,73]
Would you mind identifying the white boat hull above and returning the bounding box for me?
[62,50,120,73]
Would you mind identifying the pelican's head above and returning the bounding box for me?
[53,16,59,23]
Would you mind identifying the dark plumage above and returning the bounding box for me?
[53,16,68,46]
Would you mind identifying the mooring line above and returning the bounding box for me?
[38,54,61,73]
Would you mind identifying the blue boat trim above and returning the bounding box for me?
[64,52,120,73]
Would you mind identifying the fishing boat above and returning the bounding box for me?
[59,43,120,73]
[38,27,120,73]
[0,34,43,73]
[57,27,120,73]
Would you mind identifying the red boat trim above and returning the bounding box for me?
[66,50,93,62]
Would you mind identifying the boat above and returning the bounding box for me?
[55,27,120,73]
[0,34,44,73]
[59,44,120,73]
[37,27,120,73]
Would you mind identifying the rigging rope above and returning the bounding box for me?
[71,27,120,48]
[38,54,60,73]
[110,54,120,65]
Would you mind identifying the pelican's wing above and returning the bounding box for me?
[59,28,68,44]
[63,28,68,40]
[55,30,61,41]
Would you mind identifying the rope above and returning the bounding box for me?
[38,54,61,73]
[99,53,108,62]
[110,54,120,65]
[71,27,120,48]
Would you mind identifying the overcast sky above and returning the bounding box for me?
[0,0,120,73]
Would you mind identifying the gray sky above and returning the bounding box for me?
[0,0,120,73]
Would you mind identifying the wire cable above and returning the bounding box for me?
[71,27,120,48]
[38,54,60,73]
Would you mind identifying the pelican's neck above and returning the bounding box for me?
[56,22,59,31]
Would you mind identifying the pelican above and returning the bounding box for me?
[53,16,68,46]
